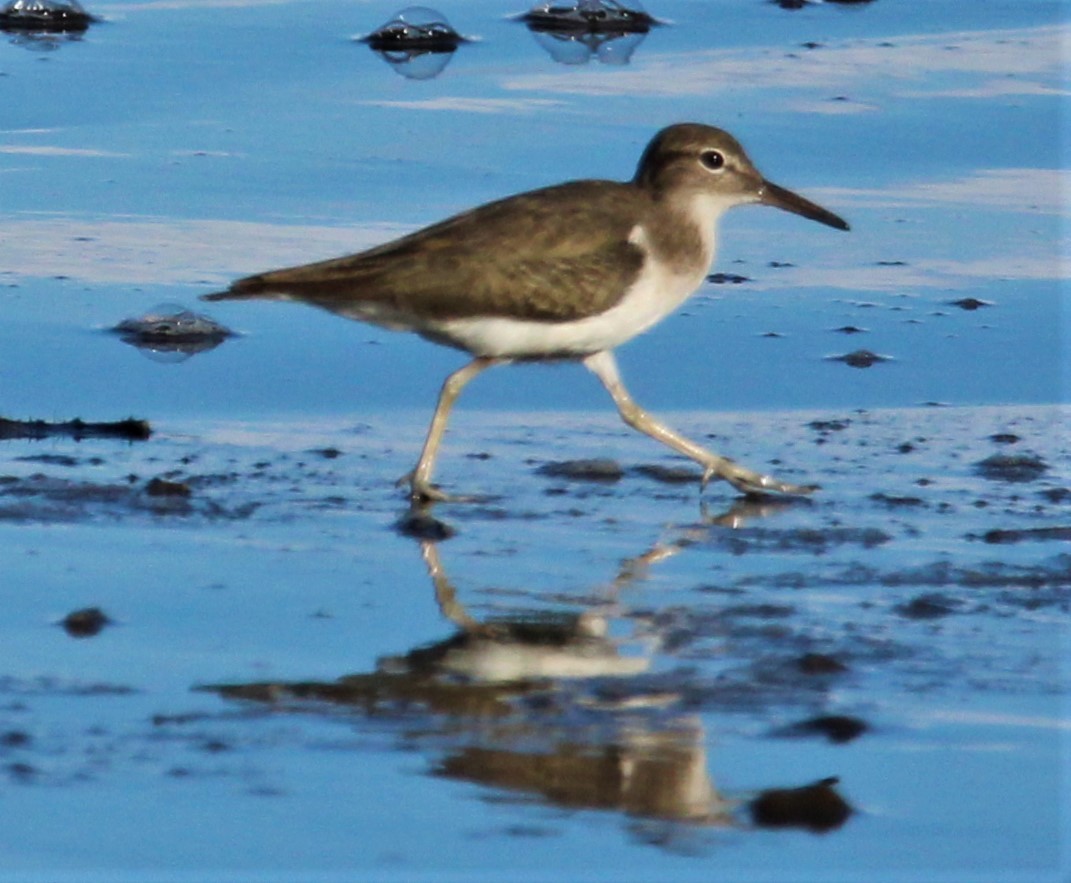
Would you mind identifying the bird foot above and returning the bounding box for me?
[701,462,818,498]
[397,472,484,504]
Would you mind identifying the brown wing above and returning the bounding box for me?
[204,180,648,323]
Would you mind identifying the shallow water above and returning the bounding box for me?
[1,0,1068,880]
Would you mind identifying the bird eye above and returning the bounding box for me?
[699,149,725,171]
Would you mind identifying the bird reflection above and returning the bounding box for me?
[206,499,850,833]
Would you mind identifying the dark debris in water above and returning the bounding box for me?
[989,432,1021,445]
[795,653,849,676]
[537,458,624,482]
[145,477,192,498]
[59,606,112,638]
[362,6,465,51]
[704,525,891,556]
[895,592,962,620]
[519,0,657,34]
[974,453,1048,483]
[870,491,927,508]
[773,715,869,744]
[949,297,992,311]
[112,304,233,361]
[977,526,1071,545]
[0,416,150,442]
[0,0,95,32]
[748,777,852,833]
[828,349,890,369]
[808,418,851,434]
[0,474,256,523]
[707,272,751,285]
[631,463,701,485]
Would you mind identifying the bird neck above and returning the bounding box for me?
[641,189,721,276]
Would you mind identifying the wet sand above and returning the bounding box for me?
[0,403,1066,879]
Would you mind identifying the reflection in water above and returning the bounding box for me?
[518,0,656,65]
[0,0,93,49]
[207,500,851,835]
[359,6,465,80]
[111,303,233,363]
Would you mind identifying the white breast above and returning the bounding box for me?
[434,221,716,359]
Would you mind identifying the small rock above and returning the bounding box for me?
[776,715,869,744]
[536,459,624,482]
[145,477,192,498]
[631,464,700,485]
[975,454,1048,483]
[949,297,992,311]
[0,730,31,748]
[749,777,852,832]
[0,0,94,32]
[829,349,889,369]
[896,593,959,620]
[870,492,925,508]
[796,653,847,675]
[981,527,1071,544]
[707,272,750,284]
[60,606,111,638]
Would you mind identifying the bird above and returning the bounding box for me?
[203,123,849,502]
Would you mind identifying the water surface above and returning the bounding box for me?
[0,1,1068,880]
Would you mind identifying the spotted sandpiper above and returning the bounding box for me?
[204,123,848,502]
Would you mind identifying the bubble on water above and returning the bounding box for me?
[360,7,465,80]
[363,7,463,51]
[112,303,234,363]
[521,0,655,33]
[0,0,95,32]
[519,0,655,65]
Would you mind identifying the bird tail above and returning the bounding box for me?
[200,275,276,302]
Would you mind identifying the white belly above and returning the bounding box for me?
[434,245,713,359]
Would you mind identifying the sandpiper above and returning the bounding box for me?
[204,123,849,502]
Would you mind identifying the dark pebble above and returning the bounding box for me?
[0,730,31,748]
[981,527,1071,544]
[896,593,958,620]
[949,297,992,310]
[830,349,889,368]
[975,454,1048,483]
[631,464,700,485]
[777,715,869,744]
[145,477,192,497]
[60,607,112,638]
[797,653,848,675]
[536,459,624,482]
[749,777,852,832]
[870,492,926,508]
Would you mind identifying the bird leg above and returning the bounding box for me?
[401,356,503,503]
[583,350,817,497]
